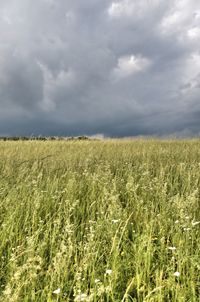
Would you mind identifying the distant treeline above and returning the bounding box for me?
[0,136,91,141]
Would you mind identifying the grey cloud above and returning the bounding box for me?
[0,0,200,137]
[0,52,43,111]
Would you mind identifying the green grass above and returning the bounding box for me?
[0,139,200,301]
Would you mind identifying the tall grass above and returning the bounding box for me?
[0,140,199,301]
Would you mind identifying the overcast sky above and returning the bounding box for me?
[0,0,200,137]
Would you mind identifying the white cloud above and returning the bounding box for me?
[161,12,183,31]
[113,54,151,79]
[108,0,160,19]
[37,61,76,111]
[187,26,200,39]
[160,0,200,38]
[108,0,134,17]
[194,11,200,20]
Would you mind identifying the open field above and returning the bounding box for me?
[0,140,200,301]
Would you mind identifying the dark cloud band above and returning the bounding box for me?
[0,0,200,137]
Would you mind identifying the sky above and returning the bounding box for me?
[0,0,200,137]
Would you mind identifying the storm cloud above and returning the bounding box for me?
[0,0,200,137]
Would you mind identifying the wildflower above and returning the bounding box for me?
[112,219,120,224]
[105,269,112,275]
[94,279,100,283]
[168,247,176,251]
[3,287,12,296]
[52,288,61,295]
[175,220,179,224]
[192,221,200,226]
[173,272,180,277]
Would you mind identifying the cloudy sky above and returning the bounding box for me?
[0,0,200,137]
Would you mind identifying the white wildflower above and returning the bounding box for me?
[94,279,100,283]
[105,269,112,275]
[52,288,61,295]
[173,271,180,277]
[168,247,176,251]
[175,220,179,224]
[3,287,12,296]
[112,219,120,224]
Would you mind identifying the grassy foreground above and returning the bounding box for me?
[0,140,199,302]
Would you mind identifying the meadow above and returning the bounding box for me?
[0,139,199,302]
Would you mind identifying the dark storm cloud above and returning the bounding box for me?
[0,0,200,137]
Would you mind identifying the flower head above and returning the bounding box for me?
[168,246,176,251]
[173,271,180,277]
[53,288,61,295]
[95,279,100,283]
[112,219,120,224]
[105,269,112,275]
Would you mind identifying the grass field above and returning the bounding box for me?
[0,140,199,302]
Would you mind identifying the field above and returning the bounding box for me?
[0,140,199,302]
